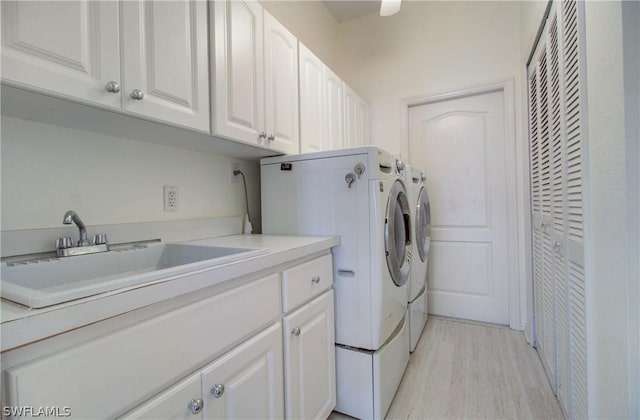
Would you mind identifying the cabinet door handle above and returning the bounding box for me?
[291,327,301,336]
[187,398,203,414]
[105,81,120,93]
[259,131,267,140]
[267,134,275,142]
[211,384,225,398]
[311,275,320,284]
[130,89,144,100]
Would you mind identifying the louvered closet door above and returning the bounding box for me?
[527,1,587,418]
[529,27,557,391]
[547,5,570,411]
[561,0,587,417]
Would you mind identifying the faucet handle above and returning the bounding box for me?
[93,233,108,245]
[56,237,74,249]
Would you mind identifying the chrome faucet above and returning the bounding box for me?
[57,210,109,257]
[63,210,89,246]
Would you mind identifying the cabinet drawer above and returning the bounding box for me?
[5,273,281,419]
[282,254,333,313]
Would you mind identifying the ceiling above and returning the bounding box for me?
[322,0,381,22]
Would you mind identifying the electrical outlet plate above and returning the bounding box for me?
[229,163,240,183]
[164,185,178,212]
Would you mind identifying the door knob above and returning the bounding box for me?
[130,89,144,100]
[291,327,301,336]
[187,399,203,414]
[311,275,320,284]
[105,81,120,93]
[211,384,225,398]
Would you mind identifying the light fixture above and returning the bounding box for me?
[380,0,401,17]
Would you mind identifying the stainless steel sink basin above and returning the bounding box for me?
[1,243,268,308]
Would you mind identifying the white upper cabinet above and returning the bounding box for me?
[121,1,210,132]
[325,67,345,151]
[344,83,360,148]
[1,0,210,132]
[212,0,264,144]
[212,1,299,154]
[299,43,326,153]
[1,1,121,109]
[359,97,370,146]
[299,45,369,152]
[344,82,369,148]
[264,11,299,155]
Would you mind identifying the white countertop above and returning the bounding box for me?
[0,234,339,352]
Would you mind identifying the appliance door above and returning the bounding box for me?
[415,186,432,263]
[385,180,412,287]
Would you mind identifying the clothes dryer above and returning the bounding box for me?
[261,146,411,419]
[406,165,431,352]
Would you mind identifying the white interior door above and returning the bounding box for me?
[409,90,510,324]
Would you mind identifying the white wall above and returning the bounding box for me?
[336,1,523,158]
[583,1,639,417]
[1,116,261,235]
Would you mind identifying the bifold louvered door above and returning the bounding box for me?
[527,1,587,418]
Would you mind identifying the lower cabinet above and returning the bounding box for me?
[283,290,336,420]
[123,322,284,420]
[121,372,203,419]
[202,322,284,419]
[2,253,336,419]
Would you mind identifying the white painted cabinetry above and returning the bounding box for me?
[2,253,335,419]
[344,83,370,148]
[325,68,345,151]
[281,254,336,419]
[212,0,299,154]
[1,1,121,109]
[299,42,369,152]
[120,1,210,131]
[202,322,284,419]
[121,372,204,419]
[299,43,327,153]
[1,0,210,132]
[283,291,336,420]
[123,323,283,420]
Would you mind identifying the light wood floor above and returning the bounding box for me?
[332,317,564,419]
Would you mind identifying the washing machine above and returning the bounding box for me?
[261,146,411,419]
[406,165,431,352]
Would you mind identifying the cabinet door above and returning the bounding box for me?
[121,0,209,132]
[299,43,326,153]
[202,322,284,420]
[264,11,299,155]
[325,68,345,151]
[358,97,370,146]
[1,0,120,109]
[343,83,360,148]
[121,373,203,420]
[283,290,336,420]
[212,0,265,145]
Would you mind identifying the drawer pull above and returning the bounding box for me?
[187,398,203,414]
[211,384,225,398]
[311,275,321,284]
[291,327,301,336]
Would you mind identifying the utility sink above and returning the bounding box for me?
[1,243,268,309]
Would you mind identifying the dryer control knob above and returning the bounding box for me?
[421,173,427,182]
[395,159,406,173]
